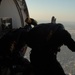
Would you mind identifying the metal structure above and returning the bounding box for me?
[0,0,29,29]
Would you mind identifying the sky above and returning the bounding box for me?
[26,0,75,24]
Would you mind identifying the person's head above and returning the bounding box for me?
[25,17,37,26]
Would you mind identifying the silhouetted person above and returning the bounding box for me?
[27,23,75,75]
[51,16,56,24]
[0,28,32,75]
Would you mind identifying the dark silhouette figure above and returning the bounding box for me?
[0,17,37,74]
[27,23,75,75]
[0,28,32,75]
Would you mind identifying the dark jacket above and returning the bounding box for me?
[27,23,75,52]
[27,23,75,75]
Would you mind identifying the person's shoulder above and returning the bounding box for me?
[56,23,64,26]
[56,23,65,29]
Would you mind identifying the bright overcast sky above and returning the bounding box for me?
[26,0,75,23]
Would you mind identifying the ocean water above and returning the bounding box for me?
[25,22,75,75]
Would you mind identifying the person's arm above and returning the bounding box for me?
[31,18,37,26]
[62,30,75,51]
